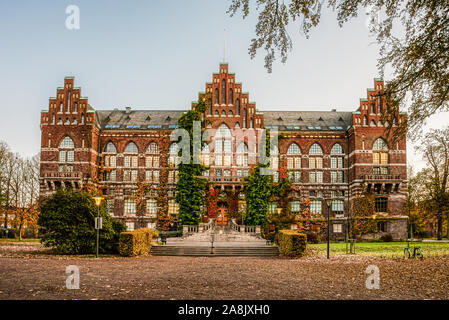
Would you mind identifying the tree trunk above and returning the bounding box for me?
[18,222,22,241]
[437,214,442,240]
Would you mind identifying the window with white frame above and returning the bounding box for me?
[236,143,249,167]
[287,143,301,169]
[269,202,277,214]
[309,171,323,183]
[124,199,136,215]
[58,136,75,172]
[104,142,117,153]
[290,201,300,213]
[168,199,179,216]
[310,200,322,214]
[125,222,135,231]
[309,157,323,169]
[106,199,115,215]
[331,171,344,183]
[146,199,157,215]
[270,145,279,170]
[168,142,180,167]
[332,200,344,213]
[333,224,343,233]
[201,144,210,166]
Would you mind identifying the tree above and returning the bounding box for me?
[415,127,449,239]
[244,128,273,226]
[228,0,449,137]
[38,189,126,254]
[350,185,378,237]
[175,99,209,226]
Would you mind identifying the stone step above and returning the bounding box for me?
[151,246,279,257]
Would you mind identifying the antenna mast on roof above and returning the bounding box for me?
[223,28,226,62]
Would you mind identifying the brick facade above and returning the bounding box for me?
[39,63,408,239]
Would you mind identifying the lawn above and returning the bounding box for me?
[0,238,40,243]
[309,241,449,258]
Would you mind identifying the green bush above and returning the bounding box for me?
[119,228,158,257]
[38,189,126,254]
[277,230,307,258]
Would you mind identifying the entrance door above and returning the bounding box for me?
[216,208,228,226]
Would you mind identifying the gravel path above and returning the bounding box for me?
[0,242,448,300]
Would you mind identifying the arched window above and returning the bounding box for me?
[370,120,376,126]
[287,143,301,171]
[74,102,78,112]
[222,79,226,104]
[229,110,233,117]
[331,144,344,154]
[370,102,375,114]
[221,110,226,117]
[125,142,138,153]
[147,142,158,154]
[373,138,388,167]
[236,99,240,115]
[229,89,233,104]
[250,118,253,128]
[373,138,388,150]
[52,115,55,125]
[308,143,323,178]
[214,110,219,116]
[60,136,75,148]
[378,120,382,126]
[216,123,232,138]
[309,143,323,155]
[215,88,219,105]
[104,142,117,153]
[330,143,344,181]
[208,98,212,115]
[363,116,368,126]
[81,114,85,124]
[60,102,63,113]
[243,109,247,128]
[235,122,240,128]
[58,136,74,172]
[287,143,301,155]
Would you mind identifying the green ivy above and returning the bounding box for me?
[175,99,209,226]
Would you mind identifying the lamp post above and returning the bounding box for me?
[93,196,103,259]
[325,199,333,259]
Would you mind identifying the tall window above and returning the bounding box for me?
[270,144,279,172]
[287,143,301,169]
[236,99,240,115]
[146,199,157,215]
[215,88,219,105]
[168,199,179,216]
[146,142,159,168]
[243,109,247,128]
[208,98,212,115]
[168,142,180,167]
[310,200,322,214]
[331,143,344,183]
[58,136,74,172]
[222,79,226,104]
[236,143,248,167]
[214,124,232,166]
[229,89,233,104]
[332,200,344,214]
[201,144,210,166]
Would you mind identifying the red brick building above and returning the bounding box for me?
[39,63,408,239]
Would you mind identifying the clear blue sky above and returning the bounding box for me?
[0,0,444,168]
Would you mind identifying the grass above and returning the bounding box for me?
[309,241,449,258]
[0,238,41,243]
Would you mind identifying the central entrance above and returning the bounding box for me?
[216,207,228,226]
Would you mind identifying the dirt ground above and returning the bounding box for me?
[0,242,448,300]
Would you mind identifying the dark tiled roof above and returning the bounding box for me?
[96,109,185,130]
[261,110,353,131]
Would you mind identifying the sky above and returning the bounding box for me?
[0,0,447,170]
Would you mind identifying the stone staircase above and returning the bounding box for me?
[151,226,279,257]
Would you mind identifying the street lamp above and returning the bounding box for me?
[325,199,333,259]
[93,196,103,259]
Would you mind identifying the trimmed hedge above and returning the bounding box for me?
[277,230,307,258]
[119,228,158,257]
